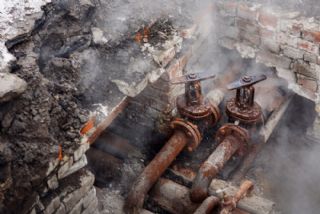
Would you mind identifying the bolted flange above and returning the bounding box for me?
[171,118,202,152]
[216,124,249,156]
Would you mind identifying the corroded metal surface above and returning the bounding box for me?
[150,178,199,214]
[171,118,202,152]
[226,75,267,126]
[172,72,220,123]
[190,125,249,203]
[193,196,220,214]
[220,180,254,214]
[125,130,189,214]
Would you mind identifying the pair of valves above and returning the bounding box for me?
[170,71,266,153]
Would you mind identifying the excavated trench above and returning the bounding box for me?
[87,59,317,213]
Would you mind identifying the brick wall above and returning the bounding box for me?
[27,141,98,214]
[215,0,320,101]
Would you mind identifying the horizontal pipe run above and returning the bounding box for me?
[193,196,220,214]
[125,130,188,214]
[190,136,240,203]
[150,178,199,214]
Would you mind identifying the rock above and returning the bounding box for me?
[44,196,60,214]
[60,155,87,179]
[73,143,90,162]
[91,27,108,45]
[57,157,74,179]
[0,43,16,73]
[0,73,27,103]
[47,175,59,190]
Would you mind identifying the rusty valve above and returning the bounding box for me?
[226,74,267,126]
[172,72,220,124]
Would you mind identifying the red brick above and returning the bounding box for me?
[302,30,320,43]
[167,59,181,81]
[291,23,303,37]
[297,39,319,54]
[236,18,259,33]
[258,8,278,29]
[297,76,318,92]
[260,28,275,40]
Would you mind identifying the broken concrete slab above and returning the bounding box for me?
[0,73,27,103]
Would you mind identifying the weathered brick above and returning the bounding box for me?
[297,75,318,92]
[218,37,237,50]
[216,16,236,27]
[303,30,320,43]
[304,52,318,63]
[297,39,319,54]
[292,60,318,79]
[282,45,304,59]
[235,42,257,58]
[261,38,280,53]
[239,29,260,46]
[219,25,239,39]
[291,23,303,37]
[180,25,197,39]
[260,28,276,40]
[277,33,299,47]
[276,68,296,83]
[256,50,292,69]
[258,8,278,30]
[216,1,238,16]
[44,196,60,214]
[152,47,176,68]
[47,175,59,190]
[237,3,260,20]
[236,18,260,34]
[57,157,73,179]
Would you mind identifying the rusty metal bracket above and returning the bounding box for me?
[226,75,267,126]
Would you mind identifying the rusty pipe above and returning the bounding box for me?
[190,136,241,203]
[193,196,220,214]
[220,180,254,214]
[125,130,189,214]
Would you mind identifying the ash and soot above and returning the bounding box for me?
[0,0,320,214]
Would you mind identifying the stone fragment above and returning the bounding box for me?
[152,47,176,68]
[58,157,74,179]
[47,175,59,190]
[69,198,83,214]
[46,159,59,176]
[74,143,90,162]
[61,155,87,179]
[44,196,60,214]
[256,50,292,69]
[0,73,27,103]
[91,27,108,45]
[54,203,66,214]
[62,170,95,212]
[283,45,304,59]
[82,188,97,208]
